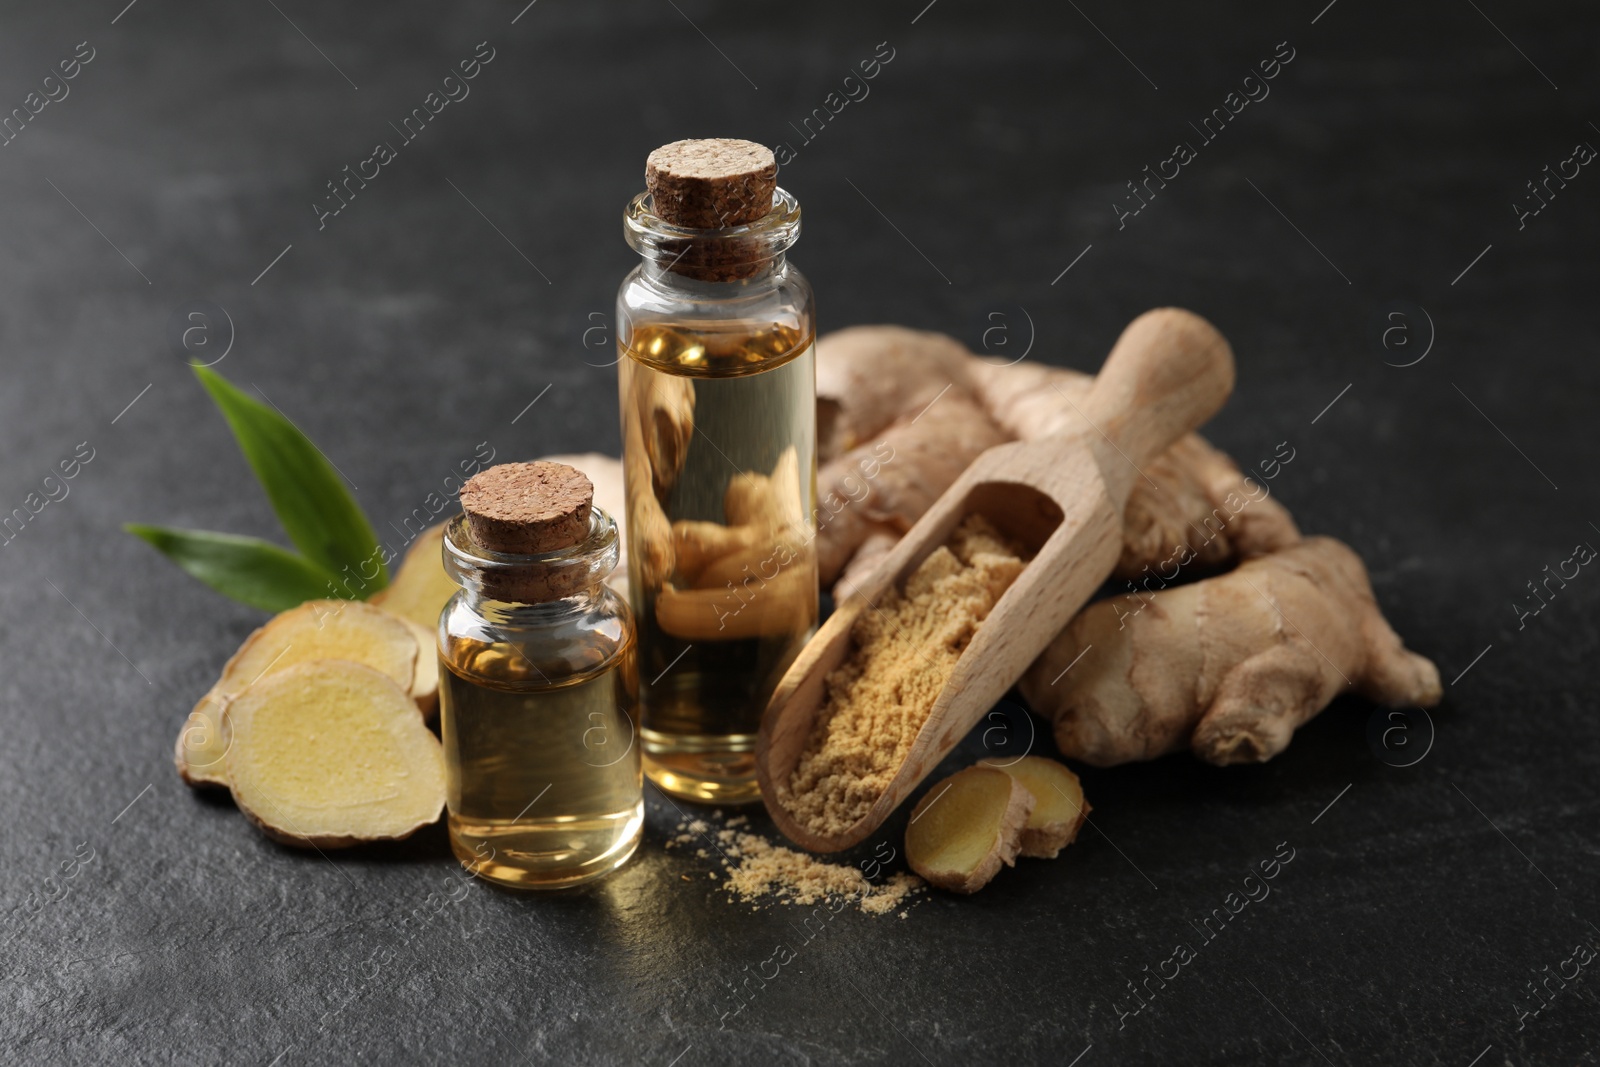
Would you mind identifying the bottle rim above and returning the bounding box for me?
[442,508,620,603]
[624,186,801,265]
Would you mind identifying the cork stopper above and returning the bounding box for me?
[646,139,777,229]
[462,460,591,553]
[455,462,600,603]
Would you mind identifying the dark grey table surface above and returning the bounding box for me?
[2,1,1596,1064]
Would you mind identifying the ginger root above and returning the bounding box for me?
[816,325,976,462]
[625,363,696,497]
[815,327,1301,596]
[672,520,764,584]
[654,568,814,640]
[980,756,1090,859]
[224,660,446,848]
[967,357,1300,575]
[906,758,1089,893]
[1024,537,1443,767]
[904,765,1033,894]
[818,391,1007,586]
[621,377,681,591]
[618,354,695,593]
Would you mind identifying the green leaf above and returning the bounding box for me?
[193,366,387,593]
[125,525,346,613]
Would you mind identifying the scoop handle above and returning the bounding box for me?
[1081,307,1236,477]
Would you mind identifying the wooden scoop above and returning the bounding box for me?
[756,307,1236,852]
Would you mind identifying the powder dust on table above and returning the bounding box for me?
[778,514,1028,837]
[668,812,923,916]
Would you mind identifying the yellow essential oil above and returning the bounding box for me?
[438,464,642,888]
[617,139,819,804]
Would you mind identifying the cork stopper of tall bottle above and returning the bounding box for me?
[644,138,778,281]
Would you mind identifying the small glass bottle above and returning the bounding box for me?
[617,139,818,805]
[437,461,642,889]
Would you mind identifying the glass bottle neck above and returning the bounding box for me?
[624,187,801,284]
[442,510,620,613]
[464,586,607,626]
[638,252,787,289]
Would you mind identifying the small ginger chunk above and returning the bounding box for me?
[904,766,1033,893]
[980,756,1090,859]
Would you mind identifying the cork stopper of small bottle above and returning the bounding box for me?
[646,138,777,229]
[459,462,595,601]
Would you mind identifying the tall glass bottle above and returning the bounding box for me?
[617,139,818,804]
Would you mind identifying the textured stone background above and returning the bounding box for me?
[1,1,1595,1064]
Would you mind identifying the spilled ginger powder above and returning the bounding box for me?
[717,830,921,915]
[780,515,1027,836]
[670,812,922,916]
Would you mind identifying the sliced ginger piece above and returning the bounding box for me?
[369,523,457,631]
[904,765,1033,894]
[980,756,1090,859]
[176,599,420,787]
[395,616,440,720]
[224,660,446,849]
[225,600,418,693]
[175,689,230,787]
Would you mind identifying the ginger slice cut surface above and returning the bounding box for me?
[980,756,1090,859]
[225,599,418,694]
[224,660,446,849]
[369,523,457,631]
[905,766,1033,894]
[177,599,420,787]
